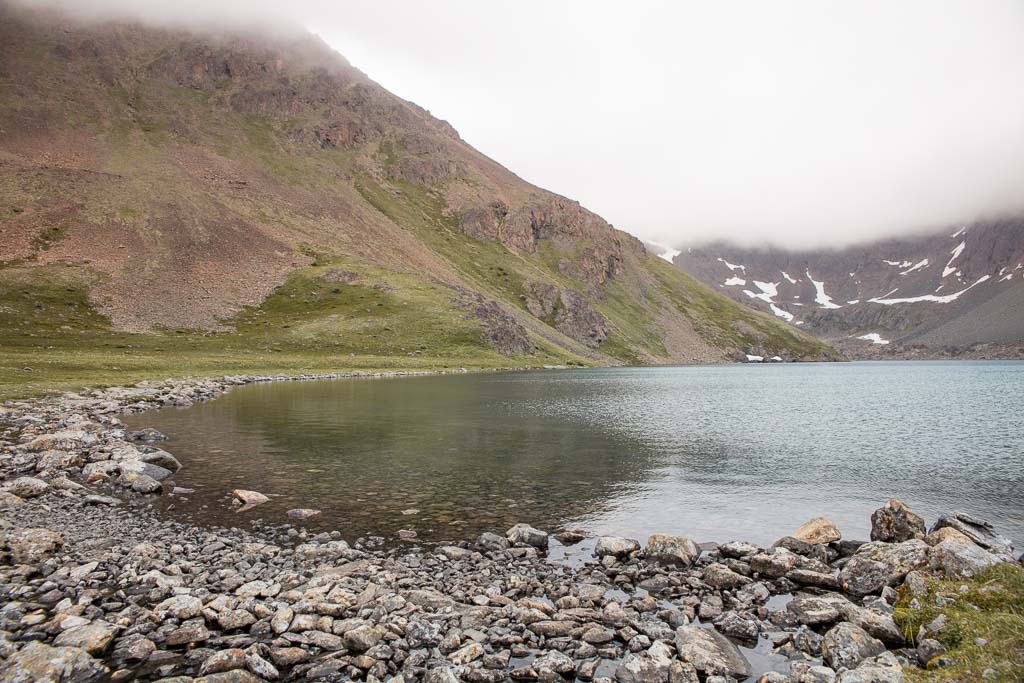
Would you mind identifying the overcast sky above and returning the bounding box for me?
[18,0,1024,249]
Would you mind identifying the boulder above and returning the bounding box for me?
[793,517,842,545]
[821,623,886,671]
[839,540,929,596]
[53,621,118,656]
[141,449,182,472]
[129,427,168,442]
[596,536,641,558]
[930,535,1002,578]
[23,430,96,451]
[155,595,204,620]
[506,523,548,548]
[0,641,106,683]
[476,532,510,552]
[836,652,905,683]
[0,492,25,509]
[2,527,64,564]
[752,547,799,577]
[674,625,751,679]
[930,512,1014,559]
[35,450,84,472]
[231,489,269,510]
[646,534,700,566]
[719,540,761,559]
[131,474,163,494]
[871,499,926,542]
[199,649,246,675]
[4,476,49,499]
[703,563,752,589]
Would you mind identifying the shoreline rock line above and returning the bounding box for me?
[0,374,1020,682]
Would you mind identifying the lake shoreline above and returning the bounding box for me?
[1,373,1021,682]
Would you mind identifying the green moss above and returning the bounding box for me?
[895,564,1024,682]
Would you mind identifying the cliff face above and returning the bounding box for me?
[0,4,835,364]
[672,218,1024,359]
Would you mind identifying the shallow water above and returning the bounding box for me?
[129,361,1024,547]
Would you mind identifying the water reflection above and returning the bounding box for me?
[129,362,1024,546]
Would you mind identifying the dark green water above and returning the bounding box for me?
[129,361,1024,546]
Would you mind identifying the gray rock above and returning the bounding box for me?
[199,648,246,675]
[141,449,182,472]
[477,531,510,552]
[53,621,118,656]
[2,527,64,564]
[166,618,210,646]
[506,523,549,548]
[535,649,575,675]
[835,652,905,683]
[155,595,204,620]
[343,624,383,652]
[231,489,269,509]
[596,536,641,558]
[4,476,49,498]
[916,638,946,667]
[930,511,1014,558]
[839,540,929,596]
[131,474,163,494]
[286,508,321,520]
[821,622,886,671]
[929,535,1002,578]
[704,562,752,589]
[674,625,752,679]
[0,641,106,683]
[752,548,799,577]
[646,534,700,566]
[0,492,25,509]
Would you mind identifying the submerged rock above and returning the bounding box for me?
[286,508,321,520]
[231,489,269,510]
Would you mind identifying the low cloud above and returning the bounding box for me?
[14,0,1024,250]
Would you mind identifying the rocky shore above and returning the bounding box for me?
[1,375,1021,683]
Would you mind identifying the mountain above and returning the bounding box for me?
[672,218,1024,359]
[0,1,835,384]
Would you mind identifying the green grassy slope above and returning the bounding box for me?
[0,6,838,399]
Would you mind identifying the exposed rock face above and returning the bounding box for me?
[523,282,609,347]
[871,499,926,542]
[793,517,842,545]
[451,290,533,356]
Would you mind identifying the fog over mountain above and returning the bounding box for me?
[13,0,1024,250]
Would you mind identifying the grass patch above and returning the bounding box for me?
[894,563,1024,682]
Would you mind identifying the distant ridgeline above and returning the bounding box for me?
[672,217,1024,360]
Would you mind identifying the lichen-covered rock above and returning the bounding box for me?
[930,535,1002,578]
[839,540,929,596]
[929,512,1014,559]
[704,562,752,589]
[596,536,641,557]
[52,622,118,656]
[1,527,64,564]
[0,641,106,683]
[4,476,49,499]
[870,499,926,542]
[646,534,700,566]
[822,622,886,671]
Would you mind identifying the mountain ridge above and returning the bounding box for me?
[671,217,1024,359]
[0,2,836,396]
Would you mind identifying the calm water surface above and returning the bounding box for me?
[129,361,1024,547]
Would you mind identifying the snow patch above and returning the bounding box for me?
[846,299,860,305]
[857,333,891,345]
[745,354,764,362]
[943,242,965,277]
[999,273,1013,282]
[717,257,746,272]
[769,304,794,322]
[781,271,798,284]
[649,241,681,263]
[951,225,968,238]
[742,280,780,303]
[806,270,842,309]
[724,276,746,286]
[869,275,990,305]
[900,259,929,275]
[883,259,912,268]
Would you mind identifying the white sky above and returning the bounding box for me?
[18,0,1024,249]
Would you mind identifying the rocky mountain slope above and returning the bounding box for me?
[671,218,1024,359]
[0,3,834,377]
